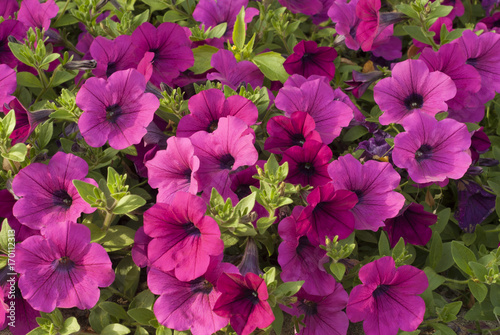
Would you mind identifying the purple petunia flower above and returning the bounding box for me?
[454,180,496,233]
[17,0,58,30]
[374,59,457,125]
[213,272,274,335]
[0,65,16,108]
[0,190,39,242]
[143,192,224,281]
[282,140,332,188]
[177,89,258,138]
[283,40,337,81]
[345,70,384,99]
[275,75,353,144]
[0,20,27,69]
[15,221,115,312]
[0,0,18,19]
[3,98,52,145]
[278,206,338,295]
[146,136,200,204]
[89,35,141,78]
[131,22,194,87]
[12,152,97,230]
[328,154,405,231]
[264,111,322,154]
[148,255,239,335]
[131,226,152,268]
[283,285,349,335]
[76,68,160,150]
[207,50,264,90]
[346,256,428,335]
[278,0,323,15]
[383,203,437,247]
[392,112,471,184]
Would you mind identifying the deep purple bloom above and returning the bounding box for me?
[328,154,404,231]
[146,137,200,204]
[3,98,51,145]
[275,75,353,144]
[346,256,428,335]
[207,50,264,90]
[282,140,332,188]
[0,0,18,19]
[89,35,141,78]
[283,40,337,81]
[144,192,224,281]
[393,112,471,184]
[76,69,160,150]
[0,20,27,68]
[131,22,194,87]
[214,272,274,335]
[12,152,97,230]
[17,0,58,30]
[455,180,496,233]
[148,255,239,335]
[177,89,258,138]
[297,183,357,245]
[190,116,258,202]
[470,127,491,163]
[0,65,16,108]
[264,111,322,154]
[383,203,437,247]
[357,129,393,161]
[2,281,40,335]
[374,59,457,125]
[345,70,384,99]
[284,285,349,335]
[278,206,338,295]
[15,221,115,312]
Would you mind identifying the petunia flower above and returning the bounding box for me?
[283,40,337,81]
[15,221,115,313]
[131,226,152,268]
[3,98,52,145]
[12,152,97,230]
[328,154,405,231]
[454,180,496,233]
[374,59,457,125]
[392,112,471,184]
[2,280,40,335]
[0,190,39,242]
[148,255,239,335]
[143,192,224,281]
[0,20,27,69]
[0,65,16,108]
[347,256,428,335]
[278,0,323,15]
[0,0,19,19]
[17,0,58,30]
[89,35,141,78]
[213,272,274,335]
[76,68,160,150]
[383,203,437,247]
[345,70,385,99]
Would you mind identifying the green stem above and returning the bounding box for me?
[53,0,70,26]
[444,277,469,285]
[102,210,115,231]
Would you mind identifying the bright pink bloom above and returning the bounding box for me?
[89,35,141,78]
[18,0,58,30]
[207,50,264,90]
[347,256,428,335]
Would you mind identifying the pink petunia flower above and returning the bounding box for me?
[347,256,428,335]
[0,65,16,108]
[15,221,115,313]
[89,35,141,78]
[17,0,58,30]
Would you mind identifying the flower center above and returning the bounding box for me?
[190,278,213,294]
[106,61,117,77]
[300,299,318,316]
[207,120,219,133]
[403,93,424,110]
[183,221,201,236]
[106,104,122,123]
[373,284,390,297]
[54,256,75,272]
[466,57,478,67]
[247,289,260,305]
[183,168,192,182]
[302,53,314,62]
[415,144,433,162]
[290,133,306,146]
[52,189,73,209]
[235,184,252,200]
[296,235,311,254]
[219,154,235,170]
[298,162,315,176]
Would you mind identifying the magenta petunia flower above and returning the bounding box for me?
[275,75,353,144]
[0,20,27,69]
[3,98,51,145]
[355,0,382,51]
[12,152,97,230]
[283,40,337,81]
[329,0,361,50]
[278,206,338,295]
[0,65,16,108]
[284,284,349,335]
[17,0,58,30]
[346,256,428,335]
[264,111,322,154]
[143,192,224,281]
[177,89,258,138]
[392,112,471,184]
[374,59,457,125]
[297,183,357,245]
[0,0,19,19]
[89,35,141,78]
[278,0,323,15]
[332,88,365,122]
[3,281,40,335]
[214,272,274,335]
[131,22,194,87]
[383,203,437,247]
[148,255,239,335]
[282,140,332,188]
[15,221,115,313]
[131,226,152,268]
[345,70,384,99]
[0,190,39,242]
[190,116,258,202]
[328,154,405,231]
[207,49,264,90]
[76,68,160,150]
[146,136,200,204]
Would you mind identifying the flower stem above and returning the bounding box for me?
[102,211,115,231]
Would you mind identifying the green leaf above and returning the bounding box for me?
[100,226,136,252]
[59,317,80,335]
[127,308,156,325]
[207,22,227,39]
[256,216,276,233]
[162,10,188,23]
[330,262,346,281]
[451,241,476,276]
[433,208,450,234]
[2,109,16,138]
[252,52,289,82]
[427,233,443,269]
[403,25,432,44]
[343,125,369,142]
[73,180,100,205]
[112,195,146,215]
[40,53,60,68]
[490,283,500,307]
[129,289,156,310]
[437,301,462,323]
[49,109,76,122]
[89,307,111,333]
[392,237,405,259]
[189,45,219,74]
[265,154,280,176]
[131,10,150,29]
[234,192,256,216]
[444,28,468,42]
[395,3,421,20]
[378,231,390,256]
[424,267,445,291]
[263,267,276,285]
[468,280,488,302]
[135,326,149,335]
[156,326,172,335]
[434,242,455,272]
[9,43,34,66]
[430,323,457,335]
[142,0,169,12]
[36,121,53,149]
[114,256,140,299]
[83,222,107,243]
[274,281,304,298]
[51,70,77,87]
[469,261,488,282]
[27,328,50,335]
[233,6,246,50]
[271,305,283,335]
[101,324,130,335]
[427,5,453,20]
[2,143,27,162]
[99,302,129,321]
[17,71,43,88]
[0,219,13,254]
